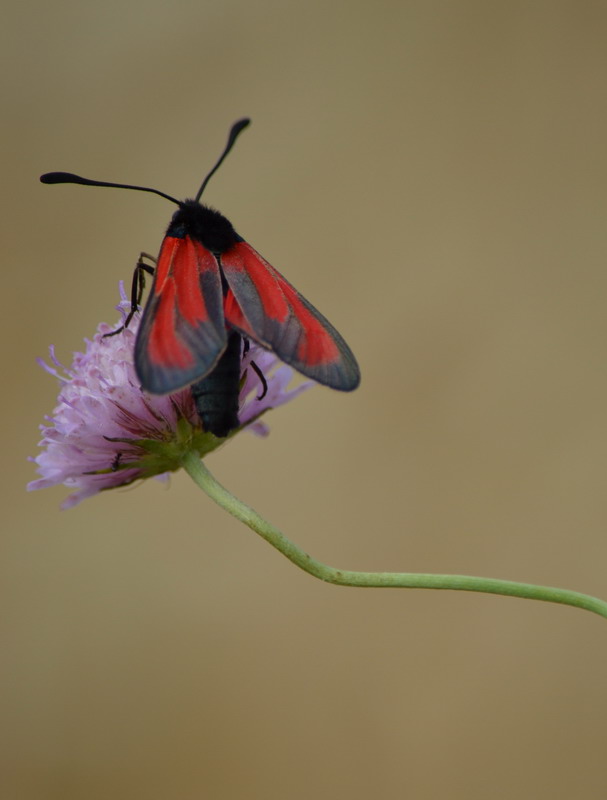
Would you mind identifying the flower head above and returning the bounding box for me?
[28,285,311,508]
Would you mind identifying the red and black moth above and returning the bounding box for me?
[40,119,360,437]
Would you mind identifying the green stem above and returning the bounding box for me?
[181,451,607,621]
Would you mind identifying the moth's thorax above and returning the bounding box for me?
[167,199,237,253]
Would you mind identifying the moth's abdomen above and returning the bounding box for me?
[190,331,242,437]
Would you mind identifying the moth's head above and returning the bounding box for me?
[168,200,237,254]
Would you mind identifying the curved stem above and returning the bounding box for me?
[181,451,607,621]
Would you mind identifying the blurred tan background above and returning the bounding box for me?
[3,1,607,798]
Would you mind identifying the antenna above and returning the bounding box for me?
[40,118,252,206]
[39,172,181,206]
[194,118,251,202]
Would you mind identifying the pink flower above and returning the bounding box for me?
[28,285,311,508]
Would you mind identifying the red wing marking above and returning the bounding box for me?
[135,235,226,393]
[222,242,290,322]
[147,280,194,369]
[221,240,360,390]
[275,279,340,365]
